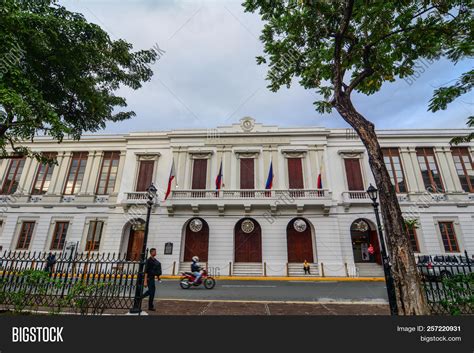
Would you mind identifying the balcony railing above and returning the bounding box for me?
[170,189,328,199]
[125,192,149,202]
[343,191,369,200]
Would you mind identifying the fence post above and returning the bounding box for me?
[465,250,471,271]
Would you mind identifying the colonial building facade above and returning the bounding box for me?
[0,118,473,277]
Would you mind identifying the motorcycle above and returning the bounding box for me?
[179,269,216,289]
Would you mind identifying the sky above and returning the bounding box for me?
[60,0,473,133]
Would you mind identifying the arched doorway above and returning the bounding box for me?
[183,218,209,262]
[350,219,381,265]
[287,218,314,263]
[234,218,262,262]
[125,219,145,261]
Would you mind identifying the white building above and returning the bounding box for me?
[1,117,473,277]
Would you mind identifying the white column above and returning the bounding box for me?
[17,157,34,195]
[406,147,424,192]
[52,152,72,194]
[113,151,127,194]
[176,148,187,188]
[436,146,462,192]
[0,158,9,184]
[307,146,319,189]
[85,151,103,194]
[400,147,418,192]
[223,147,232,189]
[79,151,97,195]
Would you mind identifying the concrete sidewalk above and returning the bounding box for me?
[119,299,390,315]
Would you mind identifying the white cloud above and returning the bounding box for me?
[60,0,473,133]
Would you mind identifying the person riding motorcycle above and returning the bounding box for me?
[190,256,203,284]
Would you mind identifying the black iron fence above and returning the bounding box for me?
[0,251,143,314]
[417,251,473,315]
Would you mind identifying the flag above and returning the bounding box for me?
[317,156,323,189]
[265,159,274,189]
[215,159,223,190]
[164,159,175,200]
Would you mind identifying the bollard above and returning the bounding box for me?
[172,261,176,276]
[321,262,325,277]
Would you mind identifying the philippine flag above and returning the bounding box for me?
[265,160,274,190]
[317,156,324,189]
[215,160,223,190]
[164,159,175,200]
[317,173,323,189]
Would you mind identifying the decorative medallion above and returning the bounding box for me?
[293,219,307,232]
[352,220,369,232]
[240,117,255,132]
[132,222,145,231]
[189,218,203,232]
[241,219,255,234]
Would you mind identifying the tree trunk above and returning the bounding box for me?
[334,93,430,315]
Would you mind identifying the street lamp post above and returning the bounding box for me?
[130,183,157,314]
[366,184,398,315]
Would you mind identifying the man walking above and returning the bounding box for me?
[142,248,161,311]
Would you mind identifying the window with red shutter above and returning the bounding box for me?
[288,158,304,189]
[344,158,364,190]
[438,222,459,252]
[1,158,25,195]
[416,148,444,192]
[451,147,474,193]
[240,158,255,189]
[192,159,207,189]
[135,160,154,191]
[16,222,35,250]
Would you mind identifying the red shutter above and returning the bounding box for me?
[136,160,154,191]
[192,159,207,189]
[344,158,364,190]
[240,158,255,189]
[288,158,304,189]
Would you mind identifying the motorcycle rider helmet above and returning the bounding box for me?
[192,256,199,262]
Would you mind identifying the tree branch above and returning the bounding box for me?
[346,45,374,95]
[333,0,355,96]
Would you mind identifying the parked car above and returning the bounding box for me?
[417,254,472,281]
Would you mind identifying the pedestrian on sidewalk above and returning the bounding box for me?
[142,248,162,311]
[303,260,311,275]
[44,252,57,275]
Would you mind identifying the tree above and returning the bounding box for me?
[244,0,472,314]
[0,0,157,161]
[429,70,473,144]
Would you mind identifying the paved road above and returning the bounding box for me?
[154,280,388,303]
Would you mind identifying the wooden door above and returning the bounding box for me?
[344,158,364,190]
[240,158,255,189]
[192,159,207,189]
[183,221,209,262]
[136,160,154,191]
[127,229,144,261]
[234,220,262,262]
[369,230,382,265]
[287,221,313,263]
[288,158,304,189]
